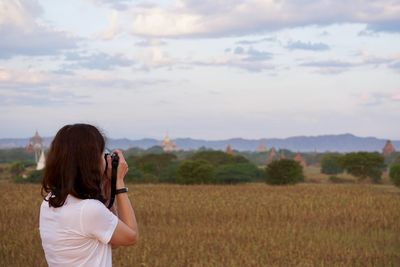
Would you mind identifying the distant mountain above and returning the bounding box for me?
[0,134,398,153]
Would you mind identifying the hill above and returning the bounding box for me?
[0,133,398,152]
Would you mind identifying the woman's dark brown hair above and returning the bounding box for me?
[41,124,106,207]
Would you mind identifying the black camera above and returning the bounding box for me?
[104,152,119,209]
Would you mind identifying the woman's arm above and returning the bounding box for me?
[108,150,139,246]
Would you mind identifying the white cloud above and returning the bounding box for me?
[62,52,135,70]
[391,93,400,101]
[98,10,120,40]
[0,0,78,58]
[112,0,400,38]
[131,7,204,37]
[286,41,330,51]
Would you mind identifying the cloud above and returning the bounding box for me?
[98,10,120,40]
[0,89,91,106]
[92,0,136,10]
[81,75,170,89]
[389,61,400,70]
[134,39,167,47]
[286,41,330,51]
[245,48,273,61]
[358,92,388,106]
[300,60,354,68]
[0,69,90,106]
[117,0,400,38]
[0,0,78,59]
[234,46,245,54]
[357,92,400,106]
[300,60,355,74]
[356,51,400,70]
[366,20,400,33]
[193,59,275,73]
[232,47,273,61]
[62,52,135,70]
[0,67,173,107]
[235,37,276,45]
[391,94,400,101]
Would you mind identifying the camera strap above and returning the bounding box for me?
[107,159,118,209]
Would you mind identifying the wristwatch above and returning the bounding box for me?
[116,187,128,194]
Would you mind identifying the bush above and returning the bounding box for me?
[341,152,385,183]
[176,160,214,184]
[214,163,263,184]
[265,159,304,185]
[14,169,43,184]
[389,163,400,187]
[329,175,354,184]
[321,153,344,175]
[10,162,25,177]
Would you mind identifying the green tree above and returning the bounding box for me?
[320,153,344,175]
[214,163,263,184]
[389,163,400,187]
[176,160,214,184]
[341,152,385,183]
[14,169,43,184]
[146,146,164,154]
[0,148,34,163]
[132,153,178,178]
[265,159,304,185]
[10,162,25,177]
[384,152,400,166]
[159,161,180,183]
[190,150,249,167]
[124,166,145,183]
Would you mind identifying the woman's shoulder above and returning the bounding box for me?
[80,197,110,214]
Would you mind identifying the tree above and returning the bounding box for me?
[14,169,43,184]
[132,153,178,178]
[214,163,263,184]
[10,162,25,177]
[190,150,249,167]
[384,152,400,166]
[176,160,214,184]
[389,163,400,187]
[341,152,385,183]
[124,166,145,183]
[265,159,304,185]
[320,153,344,175]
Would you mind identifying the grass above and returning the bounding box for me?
[1,179,399,266]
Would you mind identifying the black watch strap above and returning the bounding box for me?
[115,187,128,194]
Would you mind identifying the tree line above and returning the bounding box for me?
[6,147,400,187]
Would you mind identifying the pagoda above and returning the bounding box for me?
[256,143,267,153]
[37,150,46,170]
[226,144,234,155]
[26,130,46,170]
[267,147,278,163]
[161,133,177,152]
[27,130,43,163]
[382,140,395,156]
[294,153,306,167]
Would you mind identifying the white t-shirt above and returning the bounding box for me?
[39,194,119,267]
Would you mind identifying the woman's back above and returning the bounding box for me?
[39,194,118,267]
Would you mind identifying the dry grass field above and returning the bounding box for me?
[1,177,400,267]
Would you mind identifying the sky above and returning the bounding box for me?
[0,0,399,140]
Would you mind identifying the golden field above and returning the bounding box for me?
[1,177,400,266]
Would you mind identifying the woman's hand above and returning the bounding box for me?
[102,153,112,206]
[113,150,129,184]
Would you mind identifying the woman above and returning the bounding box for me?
[39,124,138,267]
